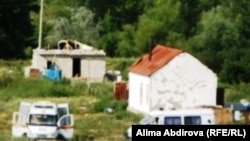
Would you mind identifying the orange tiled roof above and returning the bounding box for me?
[128,44,183,76]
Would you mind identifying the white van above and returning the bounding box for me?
[12,101,74,140]
[124,108,215,140]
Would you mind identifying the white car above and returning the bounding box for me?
[124,108,215,140]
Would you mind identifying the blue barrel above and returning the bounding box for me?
[44,67,61,81]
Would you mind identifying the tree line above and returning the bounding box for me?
[0,0,250,84]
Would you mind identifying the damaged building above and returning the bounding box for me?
[24,39,106,82]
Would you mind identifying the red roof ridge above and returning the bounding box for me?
[128,44,183,76]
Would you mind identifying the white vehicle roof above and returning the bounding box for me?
[148,108,214,117]
[138,108,215,125]
[29,101,57,115]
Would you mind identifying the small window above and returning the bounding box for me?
[59,115,71,126]
[164,117,181,125]
[57,108,68,119]
[184,116,201,125]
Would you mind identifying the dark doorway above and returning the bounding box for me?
[73,58,81,77]
[216,88,225,106]
[47,61,52,69]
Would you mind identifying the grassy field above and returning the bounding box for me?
[0,96,141,141]
[0,58,250,141]
[0,81,142,141]
[0,58,141,141]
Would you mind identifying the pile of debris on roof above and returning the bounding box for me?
[46,39,94,51]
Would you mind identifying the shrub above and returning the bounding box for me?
[92,94,113,112]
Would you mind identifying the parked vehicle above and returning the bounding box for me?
[12,101,74,140]
[124,108,215,140]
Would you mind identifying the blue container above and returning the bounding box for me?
[44,67,61,81]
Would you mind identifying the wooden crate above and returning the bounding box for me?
[214,107,233,124]
[199,105,233,124]
[29,68,40,78]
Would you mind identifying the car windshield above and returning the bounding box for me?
[29,114,57,126]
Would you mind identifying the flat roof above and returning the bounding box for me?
[35,48,106,57]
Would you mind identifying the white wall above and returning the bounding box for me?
[24,48,47,77]
[127,72,150,114]
[31,48,47,71]
[55,57,72,78]
[150,52,217,111]
[81,59,106,82]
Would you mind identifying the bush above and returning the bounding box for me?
[92,94,113,112]
[225,82,250,102]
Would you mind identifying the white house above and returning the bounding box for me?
[127,44,218,114]
[24,39,106,82]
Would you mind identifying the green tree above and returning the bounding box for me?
[188,0,250,83]
[218,0,250,83]
[188,6,240,73]
[219,47,250,83]
[222,0,250,44]
[85,0,149,56]
[116,24,140,57]
[31,0,84,48]
[134,0,183,53]
[0,0,38,59]
[44,6,101,46]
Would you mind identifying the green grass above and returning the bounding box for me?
[0,95,141,141]
[0,59,250,141]
[0,89,141,141]
[0,59,142,141]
